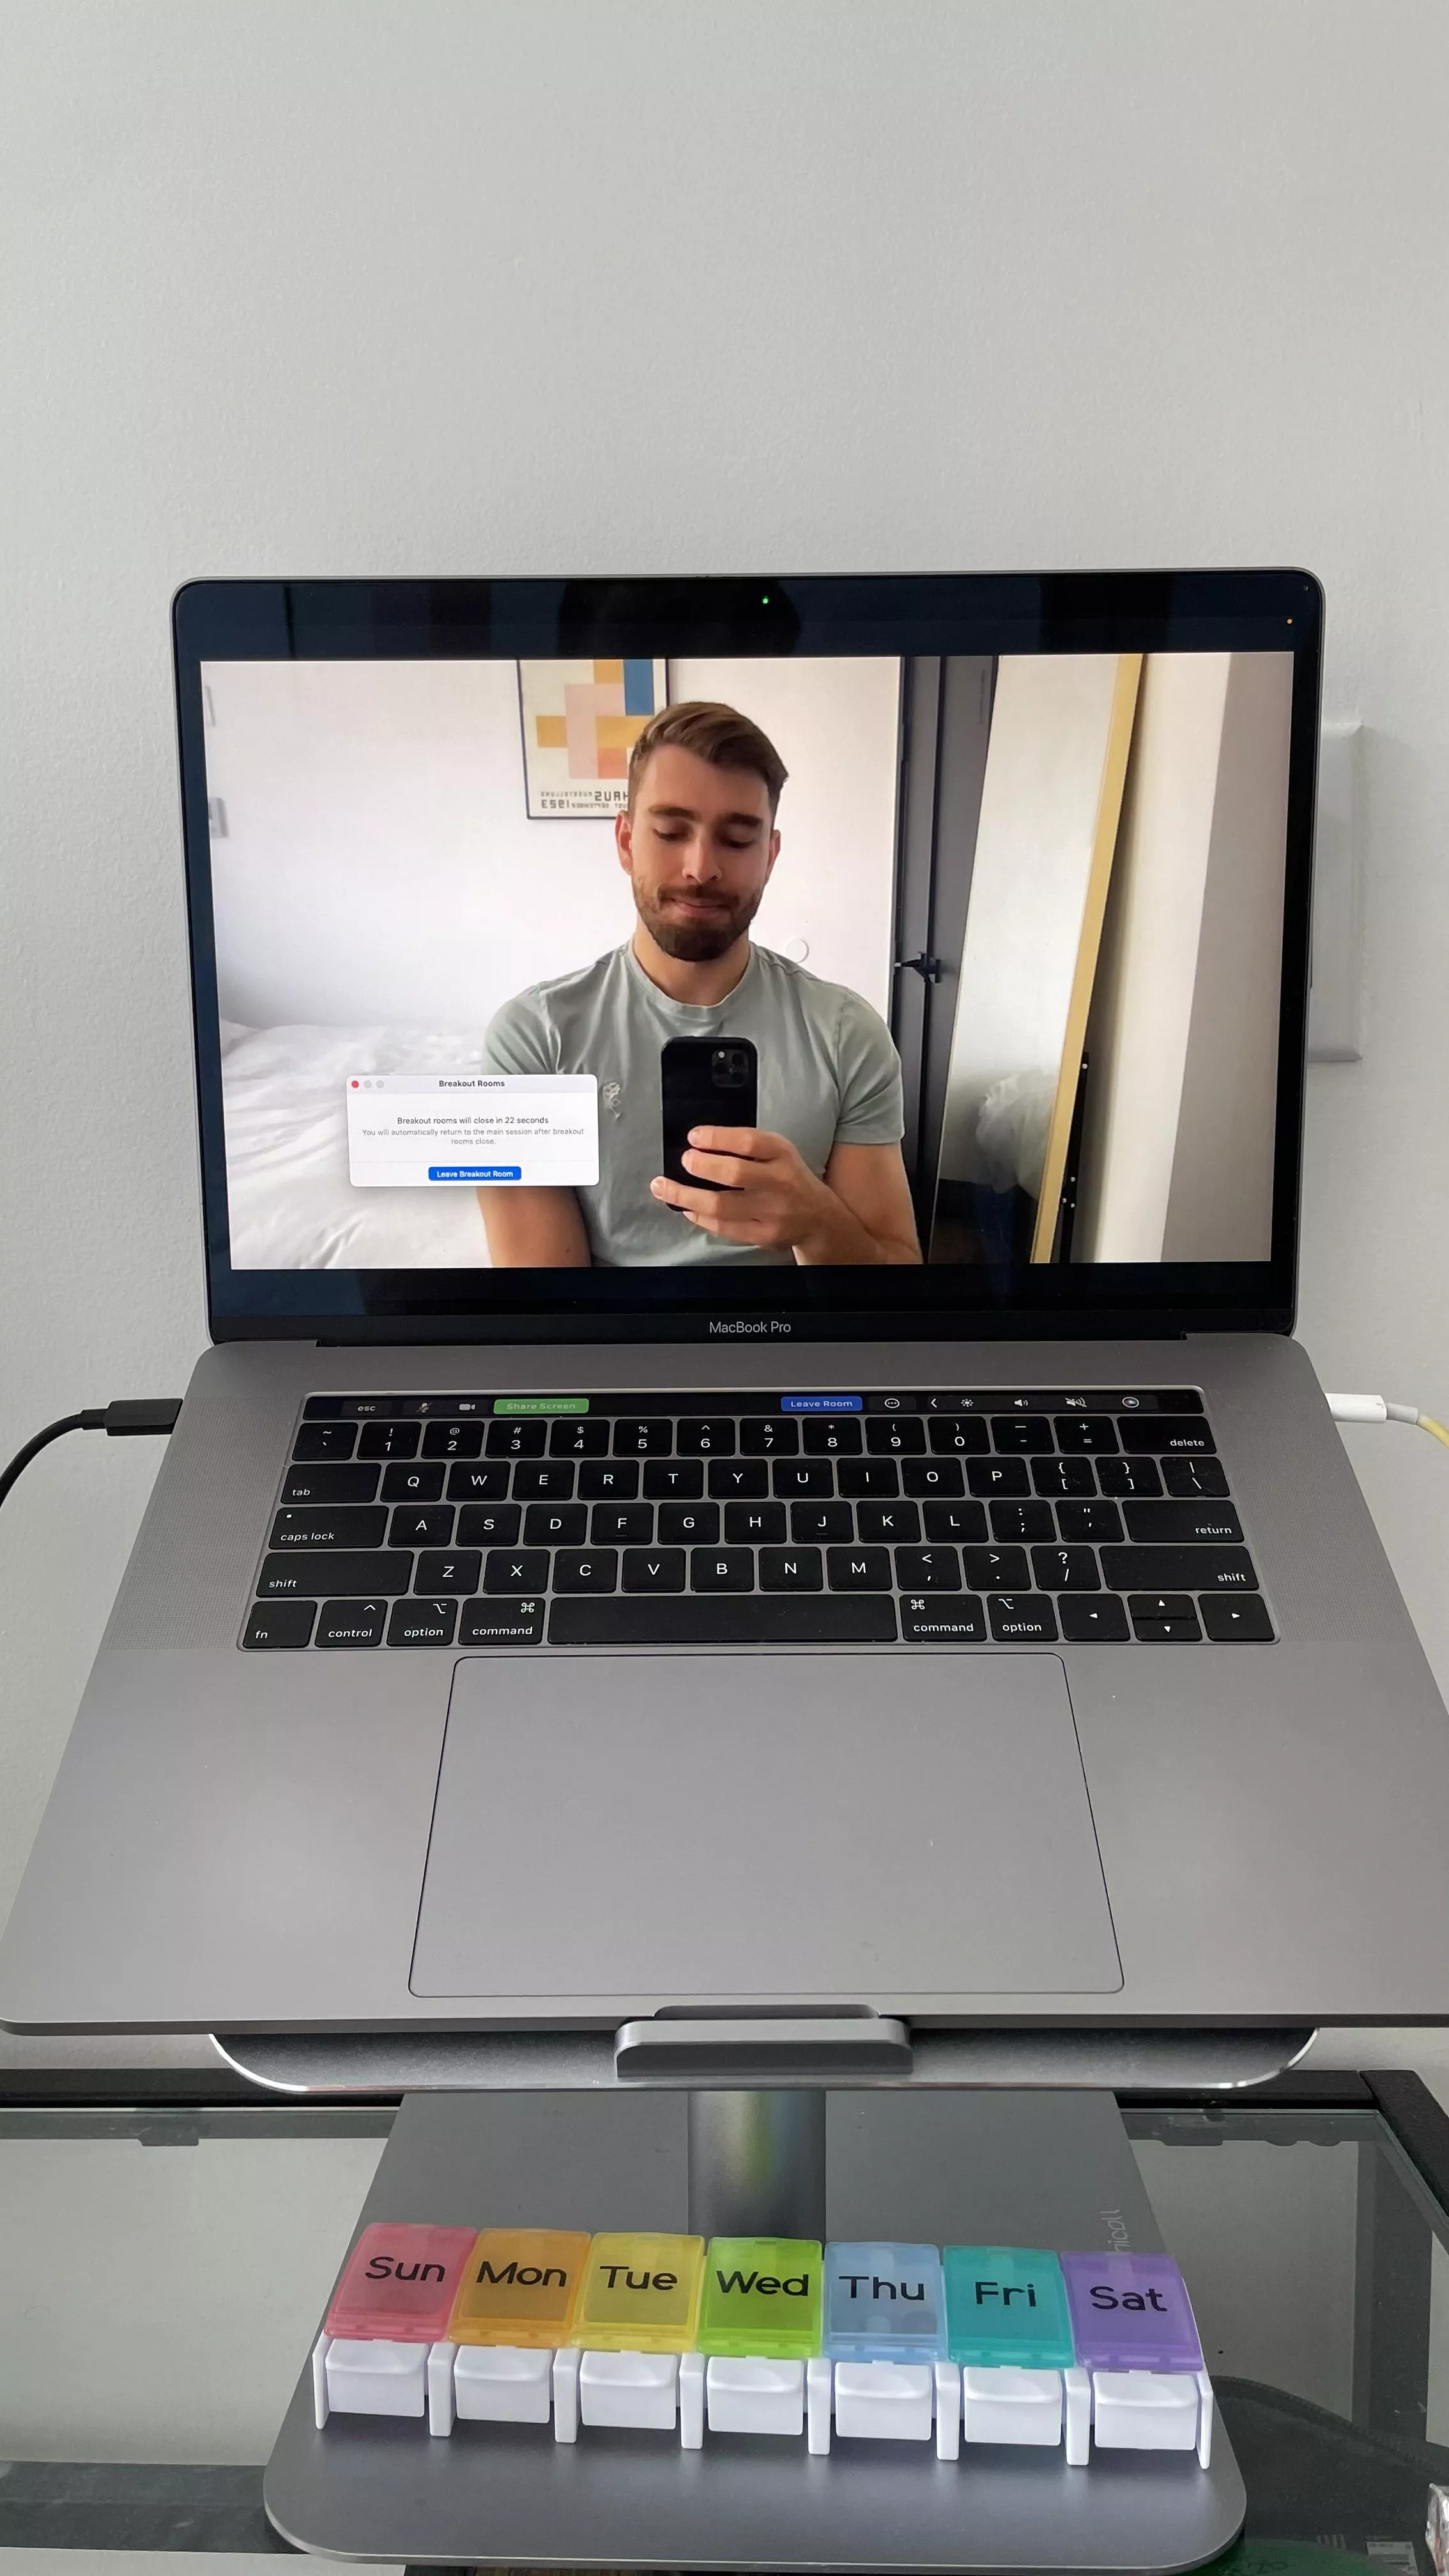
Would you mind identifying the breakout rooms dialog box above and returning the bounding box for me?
[346,1075,599,1188]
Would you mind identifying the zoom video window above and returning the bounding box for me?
[203,647,1292,1271]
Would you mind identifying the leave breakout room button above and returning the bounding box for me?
[429,1164,521,1181]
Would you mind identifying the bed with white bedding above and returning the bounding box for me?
[220,1022,492,1269]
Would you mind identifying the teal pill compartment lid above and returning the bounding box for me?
[823,2241,946,2363]
[943,2246,1075,2369]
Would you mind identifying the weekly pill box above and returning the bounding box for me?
[309,2223,1212,2465]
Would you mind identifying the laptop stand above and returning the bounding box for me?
[264,2085,1245,2568]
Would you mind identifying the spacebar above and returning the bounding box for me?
[548,1596,898,1646]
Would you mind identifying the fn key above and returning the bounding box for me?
[243,1600,315,1648]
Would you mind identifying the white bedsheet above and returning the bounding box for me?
[221,1021,492,1269]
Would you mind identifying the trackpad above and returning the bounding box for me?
[411,1652,1121,2002]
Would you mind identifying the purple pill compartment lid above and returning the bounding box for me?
[1059,2251,1204,2372]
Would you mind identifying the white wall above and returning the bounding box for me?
[675,656,900,1020]
[1165,650,1292,1259]
[206,654,900,1031]
[208,657,620,1027]
[6,0,1449,2089]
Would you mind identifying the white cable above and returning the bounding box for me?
[1327,1393,1449,1451]
[1326,1392,1388,1423]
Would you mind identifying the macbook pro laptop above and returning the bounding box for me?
[5,569,1449,2064]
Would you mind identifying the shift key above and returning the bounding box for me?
[257,1549,415,1597]
[1101,1544,1258,1592]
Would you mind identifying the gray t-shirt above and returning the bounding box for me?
[482,941,904,1268]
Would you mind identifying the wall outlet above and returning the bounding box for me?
[1308,721,1363,1064]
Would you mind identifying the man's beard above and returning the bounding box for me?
[632,876,763,963]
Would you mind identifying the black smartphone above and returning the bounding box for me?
[660,1037,759,1188]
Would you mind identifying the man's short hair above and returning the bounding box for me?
[627,700,788,815]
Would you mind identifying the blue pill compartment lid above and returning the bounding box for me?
[823,2241,947,2362]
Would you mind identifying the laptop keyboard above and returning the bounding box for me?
[241,1389,1273,1652]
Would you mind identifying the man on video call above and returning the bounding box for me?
[478,701,922,1268]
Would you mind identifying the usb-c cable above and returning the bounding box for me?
[1326,1392,1449,1452]
[0,1399,183,1512]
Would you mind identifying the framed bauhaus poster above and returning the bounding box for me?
[517,657,669,818]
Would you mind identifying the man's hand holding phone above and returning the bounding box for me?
[651,1126,861,1262]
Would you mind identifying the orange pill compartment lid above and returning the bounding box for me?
[448,2229,592,2348]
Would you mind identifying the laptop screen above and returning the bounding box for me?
[175,575,1319,1338]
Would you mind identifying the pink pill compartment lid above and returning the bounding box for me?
[324,2223,479,2341]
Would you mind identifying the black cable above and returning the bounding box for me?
[0,1413,101,1506]
[0,1399,183,1512]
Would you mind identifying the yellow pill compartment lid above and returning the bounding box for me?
[448,2228,592,2348]
[572,2232,705,2352]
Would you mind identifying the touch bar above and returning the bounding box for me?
[548,1597,898,1646]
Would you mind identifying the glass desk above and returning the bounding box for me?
[3,2073,1448,2568]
